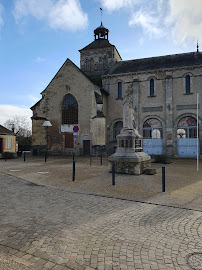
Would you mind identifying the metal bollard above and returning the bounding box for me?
[24,152,26,162]
[90,154,92,167]
[4,153,7,161]
[72,160,75,181]
[162,166,165,192]
[45,151,47,162]
[112,164,115,186]
[100,153,102,165]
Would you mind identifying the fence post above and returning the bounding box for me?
[72,160,75,181]
[112,164,115,186]
[162,166,165,192]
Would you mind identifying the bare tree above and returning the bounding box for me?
[4,115,32,151]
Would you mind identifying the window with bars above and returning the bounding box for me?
[150,79,154,96]
[62,94,78,124]
[185,75,190,94]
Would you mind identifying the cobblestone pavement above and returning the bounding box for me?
[0,172,202,270]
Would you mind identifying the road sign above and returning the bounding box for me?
[73,125,79,133]
[73,133,79,138]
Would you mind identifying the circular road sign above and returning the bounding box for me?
[73,125,79,133]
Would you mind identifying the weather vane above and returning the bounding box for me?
[197,38,199,53]
[100,7,102,23]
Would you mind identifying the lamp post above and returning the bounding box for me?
[42,121,52,161]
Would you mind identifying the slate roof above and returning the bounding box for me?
[0,125,15,135]
[79,39,114,51]
[105,52,202,76]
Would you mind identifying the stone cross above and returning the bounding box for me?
[123,84,134,129]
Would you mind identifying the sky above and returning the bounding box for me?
[1,0,202,126]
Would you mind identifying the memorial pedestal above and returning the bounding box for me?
[109,128,151,175]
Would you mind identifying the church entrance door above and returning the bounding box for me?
[83,140,90,155]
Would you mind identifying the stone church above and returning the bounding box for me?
[31,22,202,158]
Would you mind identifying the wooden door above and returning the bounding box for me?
[65,133,74,148]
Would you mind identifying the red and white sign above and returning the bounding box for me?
[73,125,79,133]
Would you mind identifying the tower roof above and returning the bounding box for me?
[94,22,109,40]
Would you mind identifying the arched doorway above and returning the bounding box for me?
[143,118,163,155]
[177,116,199,157]
[113,121,123,140]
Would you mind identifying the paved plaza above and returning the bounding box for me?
[0,170,202,270]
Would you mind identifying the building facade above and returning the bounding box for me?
[31,23,202,158]
[0,125,17,158]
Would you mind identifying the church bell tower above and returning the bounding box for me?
[79,22,122,77]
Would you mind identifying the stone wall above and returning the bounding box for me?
[103,65,202,157]
[31,59,105,155]
[80,46,121,76]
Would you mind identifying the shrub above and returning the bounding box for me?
[153,155,171,164]
[3,152,15,159]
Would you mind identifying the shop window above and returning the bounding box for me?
[177,116,197,139]
[143,118,162,139]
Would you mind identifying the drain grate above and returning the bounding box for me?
[187,253,202,270]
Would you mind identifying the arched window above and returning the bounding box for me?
[118,82,122,99]
[185,75,190,94]
[150,79,154,96]
[62,94,78,124]
[143,118,162,139]
[177,116,197,138]
[113,121,123,139]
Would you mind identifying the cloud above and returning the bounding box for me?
[129,9,163,37]
[0,105,32,126]
[0,4,4,28]
[99,0,202,45]
[166,0,202,44]
[13,0,88,31]
[27,95,40,104]
[34,57,46,63]
[100,0,165,38]
[99,0,139,11]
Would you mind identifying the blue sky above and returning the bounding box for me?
[0,0,202,125]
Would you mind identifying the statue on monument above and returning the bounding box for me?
[123,84,134,130]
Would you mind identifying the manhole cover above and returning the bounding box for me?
[187,253,202,270]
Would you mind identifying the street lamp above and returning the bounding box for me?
[42,121,52,160]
